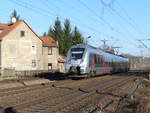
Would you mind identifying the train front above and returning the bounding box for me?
[65,45,87,75]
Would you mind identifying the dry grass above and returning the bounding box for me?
[119,79,150,113]
[135,97,150,113]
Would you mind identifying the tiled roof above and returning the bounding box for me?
[39,36,58,47]
[0,20,43,42]
[0,21,22,40]
[0,23,8,29]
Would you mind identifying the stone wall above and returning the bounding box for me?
[0,68,56,80]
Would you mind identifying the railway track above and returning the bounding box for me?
[0,75,119,107]
[0,79,74,96]
[0,74,139,113]
[0,74,138,113]
[41,76,136,113]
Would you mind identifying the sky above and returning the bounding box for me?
[1,0,150,57]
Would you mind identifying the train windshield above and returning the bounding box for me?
[71,48,85,60]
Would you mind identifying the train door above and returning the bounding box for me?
[102,56,107,73]
[88,54,96,76]
[96,55,103,74]
[95,54,105,75]
[110,60,115,73]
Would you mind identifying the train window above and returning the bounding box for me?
[71,48,85,60]
[94,54,97,64]
[97,56,100,64]
[72,53,83,59]
[97,55,101,64]
[101,57,104,64]
[71,48,85,52]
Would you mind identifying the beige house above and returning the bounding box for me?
[0,20,65,75]
[0,20,44,71]
[39,36,59,71]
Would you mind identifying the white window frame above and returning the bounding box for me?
[48,63,52,70]
[20,30,25,37]
[48,47,52,55]
[31,45,36,54]
[32,59,36,69]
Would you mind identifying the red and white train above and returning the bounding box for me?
[65,44,129,77]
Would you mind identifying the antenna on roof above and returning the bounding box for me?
[11,17,17,23]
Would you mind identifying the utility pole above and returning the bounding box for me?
[138,45,144,69]
[138,45,144,58]
[100,39,108,50]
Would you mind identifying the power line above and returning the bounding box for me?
[7,0,102,39]
[99,0,146,52]
[54,0,122,40]
[77,0,114,30]
[100,0,143,36]
[42,0,122,43]
[101,0,115,8]
[41,0,102,35]
[138,39,150,51]
[52,0,120,39]
[115,1,144,35]
[8,0,52,18]
[100,0,143,38]
[77,0,137,42]
[43,0,138,49]
[110,7,142,36]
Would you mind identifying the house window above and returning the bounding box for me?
[48,63,52,70]
[32,45,36,54]
[32,60,36,68]
[48,47,52,55]
[20,31,25,37]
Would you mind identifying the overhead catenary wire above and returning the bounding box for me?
[9,0,134,42]
[100,0,143,36]
[53,0,114,38]
[7,0,102,40]
[41,0,122,46]
[138,40,150,51]
[99,0,148,55]
[101,0,150,53]
[40,0,102,35]
[77,0,115,30]
[55,0,123,42]
[111,1,150,53]
[101,4,140,47]
[8,0,52,18]
[115,1,144,35]
[77,0,141,49]
[47,0,125,47]
[58,0,144,55]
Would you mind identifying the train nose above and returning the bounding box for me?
[69,66,81,74]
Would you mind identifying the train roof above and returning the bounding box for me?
[71,44,128,59]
